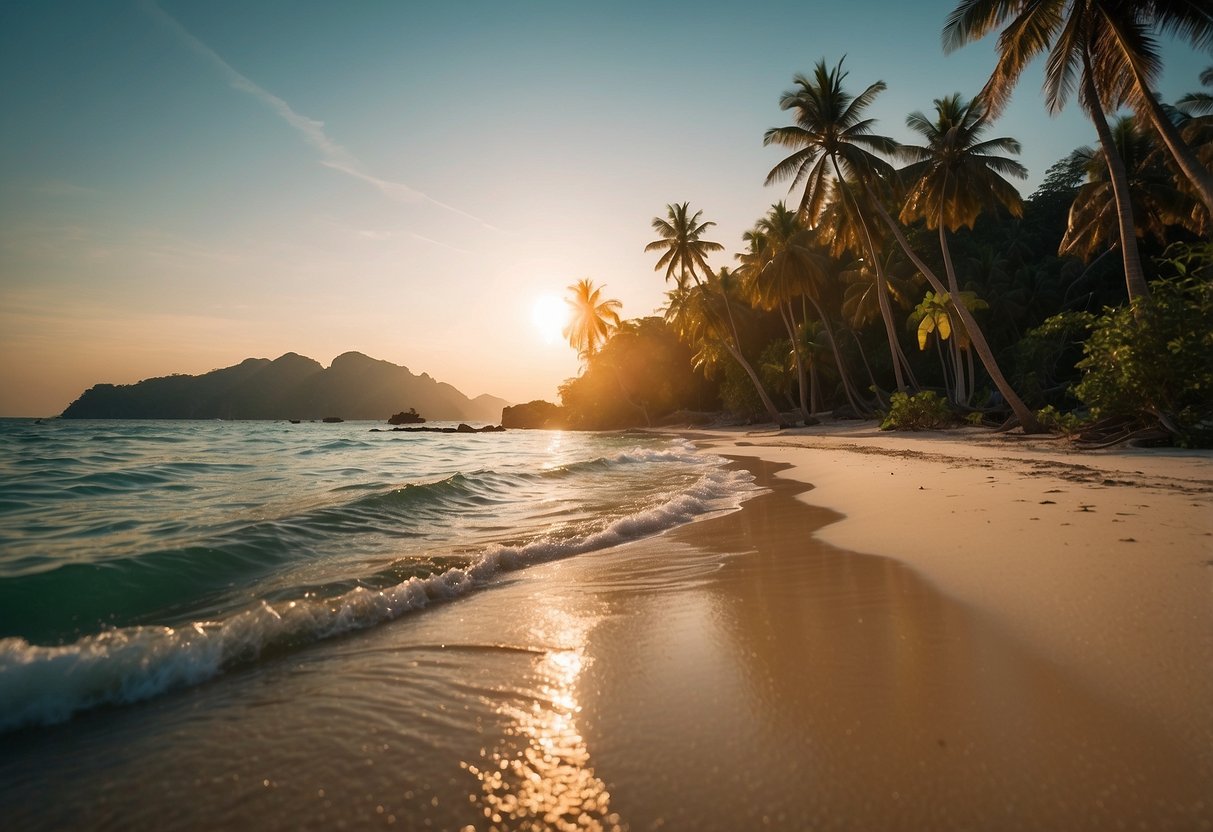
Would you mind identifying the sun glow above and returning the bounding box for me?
[531,294,569,346]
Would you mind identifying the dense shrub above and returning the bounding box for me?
[1074,264,1213,447]
[880,391,953,431]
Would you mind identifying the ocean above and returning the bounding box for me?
[0,419,757,736]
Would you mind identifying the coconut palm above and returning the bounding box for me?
[645,202,724,287]
[1061,116,1199,263]
[890,92,1040,429]
[941,0,1213,299]
[563,278,621,363]
[764,58,913,393]
[647,203,787,426]
[819,180,920,392]
[740,203,867,417]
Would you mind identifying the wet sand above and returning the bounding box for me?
[2,428,1210,830]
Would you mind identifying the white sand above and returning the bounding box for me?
[691,424,1213,762]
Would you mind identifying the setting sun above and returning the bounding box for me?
[531,294,569,346]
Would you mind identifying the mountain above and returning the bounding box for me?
[60,352,511,422]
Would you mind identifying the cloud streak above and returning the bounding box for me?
[142,1,497,232]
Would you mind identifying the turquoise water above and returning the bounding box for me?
[0,419,756,732]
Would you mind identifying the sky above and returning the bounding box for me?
[0,1,1206,416]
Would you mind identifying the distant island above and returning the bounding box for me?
[60,351,510,422]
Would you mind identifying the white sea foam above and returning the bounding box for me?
[0,459,759,732]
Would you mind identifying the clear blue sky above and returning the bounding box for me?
[0,0,1205,415]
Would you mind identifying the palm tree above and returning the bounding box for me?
[764,58,912,393]
[1061,116,1198,263]
[647,203,786,426]
[941,0,1213,300]
[563,278,621,362]
[740,203,867,418]
[892,93,1040,429]
[646,202,724,286]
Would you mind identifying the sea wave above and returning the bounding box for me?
[0,461,759,732]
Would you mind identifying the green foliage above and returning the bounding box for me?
[1012,310,1096,407]
[719,359,765,420]
[758,339,795,402]
[1073,251,1213,446]
[1034,405,1088,435]
[879,391,954,431]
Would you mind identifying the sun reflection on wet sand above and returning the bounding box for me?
[461,604,621,831]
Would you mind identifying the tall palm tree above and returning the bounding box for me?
[740,203,867,417]
[647,203,786,426]
[563,278,621,363]
[894,93,1040,429]
[645,202,724,287]
[821,181,919,391]
[1061,116,1198,262]
[941,0,1213,300]
[763,58,911,393]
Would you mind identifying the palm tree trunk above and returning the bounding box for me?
[934,336,953,401]
[723,337,786,426]
[832,159,910,392]
[806,295,869,415]
[865,191,1042,432]
[687,271,786,427]
[718,285,786,426]
[1081,46,1150,303]
[780,301,810,423]
[847,328,885,406]
[1123,53,1213,216]
[937,223,969,405]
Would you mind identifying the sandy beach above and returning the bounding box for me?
[3,423,1210,831]
[586,423,1213,829]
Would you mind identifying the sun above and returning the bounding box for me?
[531,294,569,346]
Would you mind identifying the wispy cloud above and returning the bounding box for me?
[142,1,498,232]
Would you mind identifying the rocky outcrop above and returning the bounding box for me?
[388,408,425,425]
[501,400,566,430]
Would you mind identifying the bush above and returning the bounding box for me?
[880,391,954,431]
[1034,405,1088,435]
[1074,264,1213,447]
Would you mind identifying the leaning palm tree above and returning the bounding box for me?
[647,203,786,426]
[820,179,919,391]
[895,93,1039,429]
[764,58,911,393]
[941,0,1213,299]
[563,278,621,363]
[943,1,1213,215]
[1061,116,1199,263]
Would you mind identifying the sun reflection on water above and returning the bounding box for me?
[461,606,620,831]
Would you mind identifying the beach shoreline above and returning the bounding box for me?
[571,426,1213,828]
[3,423,1210,830]
[678,422,1213,738]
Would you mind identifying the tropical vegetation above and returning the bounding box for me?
[552,7,1211,446]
